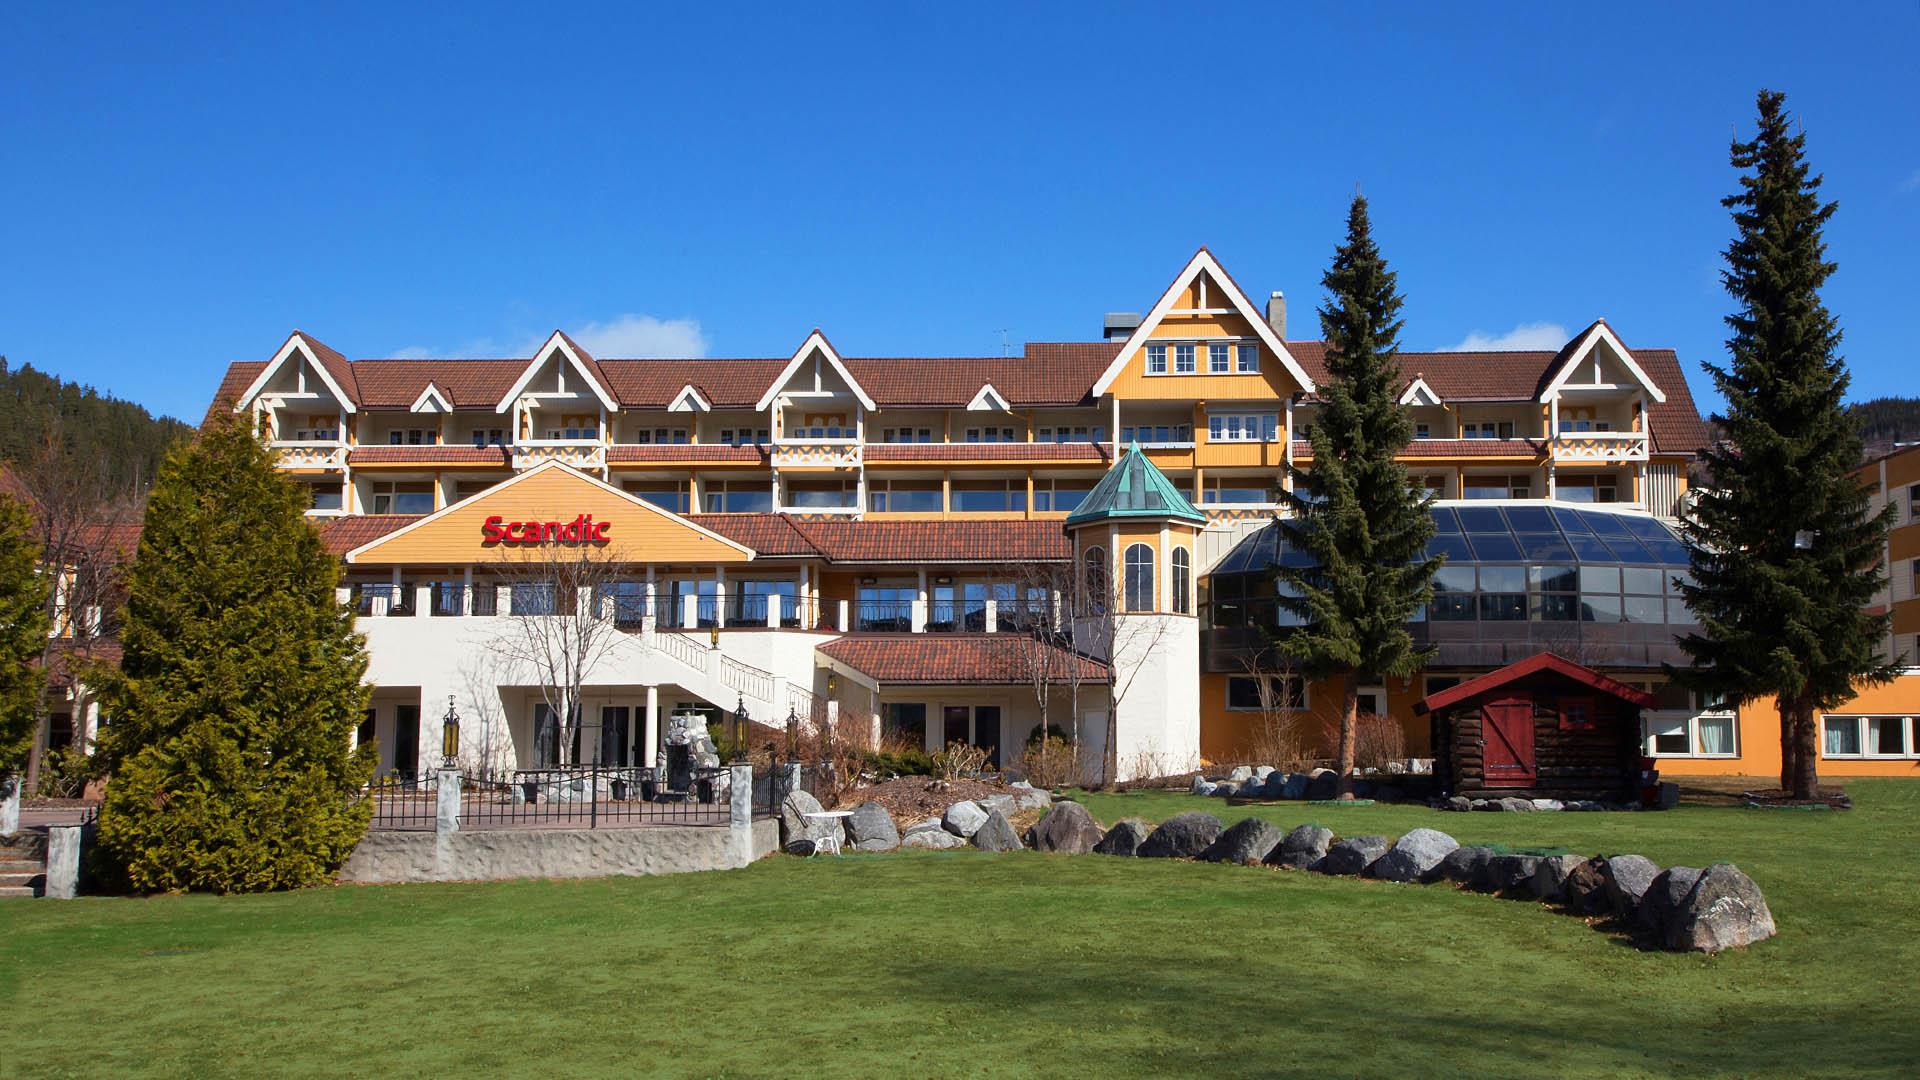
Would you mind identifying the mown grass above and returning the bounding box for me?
[4,781,1917,1079]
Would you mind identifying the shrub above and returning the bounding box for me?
[1354,712,1407,772]
[1244,712,1314,771]
[1020,735,1079,789]
[932,740,991,782]
[32,746,93,799]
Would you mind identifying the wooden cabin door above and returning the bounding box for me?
[1481,696,1536,788]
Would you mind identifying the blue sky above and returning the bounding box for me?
[2,2,1915,423]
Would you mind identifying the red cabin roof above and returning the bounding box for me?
[1413,652,1657,715]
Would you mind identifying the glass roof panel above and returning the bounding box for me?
[1603,535,1659,563]
[1503,505,1557,533]
[1456,506,1508,533]
[1582,510,1636,538]
[1426,535,1474,562]
[1567,535,1622,562]
[1431,506,1461,533]
[1551,505,1595,534]
[1517,534,1575,561]
[1623,515,1677,540]
[1464,531,1523,561]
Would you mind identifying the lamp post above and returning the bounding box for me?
[441,695,461,769]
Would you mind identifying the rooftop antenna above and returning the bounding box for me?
[1000,329,1009,357]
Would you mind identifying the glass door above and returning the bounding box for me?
[973,706,1001,768]
[600,706,631,765]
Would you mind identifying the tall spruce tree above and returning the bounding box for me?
[1673,90,1894,800]
[92,416,374,892]
[1275,195,1439,799]
[0,493,52,779]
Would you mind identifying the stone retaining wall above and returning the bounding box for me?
[338,819,779,885]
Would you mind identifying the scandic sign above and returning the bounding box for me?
[481,514,610,544]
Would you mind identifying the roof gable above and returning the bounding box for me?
[1539,321,1667,404]
[966,382,1011,412]
[1066,444,1208,527]
[1091,249,1316,396]
[410,382,453,413]
[755,330,877,412]
[1414,651,1657,714]
[1399,376,1443,406]
[234,331,359,413]
[493,331,619,413]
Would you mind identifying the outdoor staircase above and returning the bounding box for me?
[641,626,822,726]
[0,831,48,898]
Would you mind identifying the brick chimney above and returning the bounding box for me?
[1266,291,1286,338]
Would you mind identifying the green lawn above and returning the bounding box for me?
[4,782,1918,1079]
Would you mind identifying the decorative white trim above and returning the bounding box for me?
[410,382,453,413]
[494,331,619,414]
[669,384,712,413]
[1539,322,1667,404]
[1090,249,1316,396]
[966,383,1011,412]
[233,332,357,414]
[341,459,756,563]
[754,329,877,412]
[1399,377,1443,407]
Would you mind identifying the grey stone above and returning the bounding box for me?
[1321,835,1392,876]
[1529,854,1585,901]
[1027,802,1104,854]
[1562,857,1611,913]
[1092,818,1150,856]
[1497,797,1535,812]
[783,839,818,857]
[1371,828,1460,882]
[844,801,899,852]
[1530,798,1565,812]
[1137,812,1223,859]
[1268,824,1334,870]
[1446,796,1472,812]
[901,828,967,850]
[1638,867,1704,933]
[1253,765,1276,782]
[1436,845,1495,889]
[902,818,944,836]
[1191,778,1219,797]
[1228,765,1255,784]
[1488,853,1543,894]
[942,800,989,838]
[779,789,834,847]
[1664,864,1776,953]
[1602,855,1662,915]
[971,809,1024,852]
[1200,817,1285,865]
[1305,769,1339,801]
[1009,784,1053,811]
[980,793,1017,817]
[1211,782,1239,798]
[1280,773,1310,800]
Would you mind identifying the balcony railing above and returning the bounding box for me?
[855,600,914,633]
[771,442,862,469]
[1549,431,1648,464]
[272,441,346,469]
[512,440,607,471]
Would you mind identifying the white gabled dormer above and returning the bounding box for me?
[1541,320,1659,471]
[966,382,1012,413]
[410,382,453,413]
[669,384,712,413]
[495,330,618,449]
[1399,376,1443,407]
[233,331,358,453]
[759,329,876,444]
[1539,320,1667,406]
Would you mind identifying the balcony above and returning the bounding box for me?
[512,440,607,471]
[273,441,346,470]
[1549,431,1648,464]
[771,440,861,469]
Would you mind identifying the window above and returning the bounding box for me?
[1174,344,1196,373]
[1463,474,1532,500]
[1032,480,1094,513]
[370,481,433,515]
[541,414,599,440]
[1355,687,1386,717]
[470,428,506,447]
[965,427,1017,443]
[1172,547,1191,614]
[1208,343,1230,373]
[1226,674,1307,710]
[880,426,934,443]
[631,427,690,445]
[867,480,942,513]
[787,480,857,509]
[306,484,343,512]
[511,583,557,616]
[1642,690,1737,757]
[950,479,1026,512]
[701,481,772,513]
[717,428,769,446]
[1146,344,1168,374]
[1207,413,1280,443]
[1463,422,1517,440]
[1119,424,1192,445]
[623,480,690,513]
[1821,715,1918,758]
[387,428,440,445]
[1559,696,1598,731]
[1414,423,1431,440]
[288,415,340,442]
[1557,476,1620,503]
[1198,477,1276,505]
[1083,547,1107,614]
[1236,344,1259,373]
[1124,543,1154,611]
[882,703,927,747]
[1036,425,1103,444]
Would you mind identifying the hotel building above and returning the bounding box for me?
[206,249,1919,782]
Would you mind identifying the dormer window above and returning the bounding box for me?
[718,428,770,446]
[1208,343,1230,373]
[965,426,1017,443]
[1146,344,1168,374]
[632,427,689,445]
[470,428,506,447]
[388,428,441,446]
[1237,344,1259,373]
[880,427,934,443]
[1174,345,1196,373]
[1415,423,1431,440]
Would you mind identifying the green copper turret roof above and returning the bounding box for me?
[1065,443,1208,527]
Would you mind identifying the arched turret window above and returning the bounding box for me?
[1172,547,1191,615]
[1124,543,1154,612]
[1082,546,1107,615]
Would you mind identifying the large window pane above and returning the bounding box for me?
[1532,594,1580,621]
[1581,594,1623,622]
[1650,717,1688,755]
[1530,564,1578,592]
[1623,595,1665,623]
[1869,716,1905,755]
[1434,566,1477,592]
[1479,566,1526,593]
[1823,716,1861,757]
[1622,567,1665,595]
[1479,594,1527,621]
[1579,565,1621,593]
[1430,594,1477,621]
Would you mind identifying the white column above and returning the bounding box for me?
[766,596,781,629]
[837,599,849,633]
[715,566,727,626]
[644,686,660,769]
[1549,395,1560,440]
[984,596,998,631]
[912,567,928,633]
[1159,523,1171,613]
[1110,395,1121,454]
[682,589,698,628]
[461,565,474,615]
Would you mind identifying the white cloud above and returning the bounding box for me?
[1441,321,1569,352]
[555,314,708,358]
[1899,168,1920,193]
[385,345,436,359]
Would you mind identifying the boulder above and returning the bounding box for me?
[844,801,900,852]
[1445,796,1472,812]
[1200,817,1285,865]
[1280,773,1310,800]
[1488,853,1543,894]
[1027,802,1104,854]
[1228,765,1255,785]
[1191,778,1219,797]
[1562,857,1611,913]
[1305,769,1339,801]
[1371,828,1460,882]
[1093,818,1150,857]
[1436,845,1495,889]
[902,818,944,837]
[1137,812,1223,859]
[1009,783,1053,811]
[1530,798,1565,812]
[783,839,818,857]
[1471,799,1496,811]
[901,828,967,850]
[1602,855,1662,916]
[1664,864,1776,953]
[1321,835,1392,876]
[1253,765,1276,783]
[779,789,835,847]
[1497,797,1534,812]
[1269,824,1334,870]
[971,809,1024,852]
[980,793,1018,817]
[942,800,989,838]
[1529,854,1585,901]
[1211,782,1240,798]
[1638,867,1704,934]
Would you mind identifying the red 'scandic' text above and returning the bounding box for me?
[481,514,610,544]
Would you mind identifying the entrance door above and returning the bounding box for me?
[1481,696,1536,788]
[973,706,1002,769]
[942,706,970,751]
[600,706,631,765]
[394,704,421,781]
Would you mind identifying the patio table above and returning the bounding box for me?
[803,810,855,855]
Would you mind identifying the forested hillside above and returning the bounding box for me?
[0,357,193,492]
[1849,397,1920,458]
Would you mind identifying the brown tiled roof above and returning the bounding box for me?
[206,361,267,426]
[348,360,525,408]
[348,446,512,466]
[684,514,1071,563]
[317,515,420,555]
[599,358,791,409]
[818,633,1109,685]
[1302,438,1544,459]
[607,444,769,464]
[40,639,124,686]
[866,443,1111,464]
[684,513,819,556]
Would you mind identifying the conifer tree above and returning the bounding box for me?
[1275,196,1439,798]
[0,493,52,778]
[92,416,374,892]
[1673,90,1893,799]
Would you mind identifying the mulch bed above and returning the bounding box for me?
[843,776,1027,826]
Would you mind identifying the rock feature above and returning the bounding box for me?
[1027,802,1104,854]
[1602,855,1662,916]
[1436,845,1494,889]
[971,809,1024,852]
[1638,866,1704,933]
[1664,864,1776,953]
[1200,818,1285,865]
[1529,854,1585,901]
[783,839,818,857]
[1269,824,1334,870]
[1093,818,1151,857]
[844,801,900,852]
[902,818,944,836]
[1305,769,1339,801]
[942,800,989,838]
[1191,777,1218,797]
[1487,853,1543,894]
[780,790,834,847]
[1211,782,1240,798]
[1320,835,1391,876]
[1137,812,1223,859]
[980,793,1017,818]
[1009,784,1053,811]
[901,828,967,850]
[1562,857,1611,914]
[1279,773,1310,800]
[1371,829,1460,883]
[1227,765,1254,784]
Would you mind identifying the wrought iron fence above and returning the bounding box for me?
[368,764,739,830]
[366,772,440,830]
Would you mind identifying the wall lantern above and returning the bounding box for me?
[709,624,721,648]
[827,671,839,696]
[859,575,877,585]
[934,575,953,586]
[441,694,460,768]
